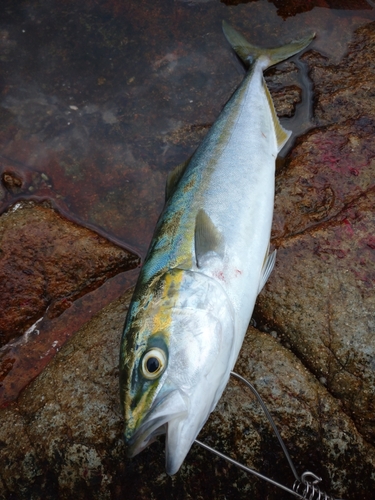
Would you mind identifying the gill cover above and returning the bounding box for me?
[121,268,235,475]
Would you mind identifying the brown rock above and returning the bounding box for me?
[1,7,375,500]
[0,291,373,499]
[255,21,375,448]
[220,1,372,17]
[266,61,302,118]
[0,200,139,347]
[305,22,375,127]
[272,119,375,240]
[0,292,130,500]
[257,188,375,444]
[1,171,23,194]
[272,85,302,118]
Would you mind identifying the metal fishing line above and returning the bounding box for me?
[195,371,344,500]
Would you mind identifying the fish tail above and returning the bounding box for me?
[222,21,315,70]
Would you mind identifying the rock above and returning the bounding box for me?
[258,187,375,443]
[305,21,375,128]
[0,291,373,499]
[0,200,139,347]
[1,8,375,500]
[266,61,302,118]
[219,0,373,19]
[1,171,23,194]
[0,292,130,500]
[272,84,302,118]
[272,119,375,240]
[255,21,375,448]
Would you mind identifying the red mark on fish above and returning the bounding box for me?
[215,270,226,282]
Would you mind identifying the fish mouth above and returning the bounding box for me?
[126,389,188,459]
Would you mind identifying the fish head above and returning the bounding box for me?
[120,268,235,475]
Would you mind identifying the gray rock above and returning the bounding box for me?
[0,290,374,499]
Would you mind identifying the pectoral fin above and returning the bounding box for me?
[195,209,224,268]
[258,247,277,293]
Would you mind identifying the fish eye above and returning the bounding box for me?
[141,348,167,380]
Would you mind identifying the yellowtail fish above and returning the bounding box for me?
[119,22,314,475]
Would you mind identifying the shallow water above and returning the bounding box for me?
[1,0,375,403]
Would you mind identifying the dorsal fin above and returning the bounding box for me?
[195,209,224,268]
[165,159,190,201]
[263,79,292,151]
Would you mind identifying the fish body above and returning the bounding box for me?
[120,23,314,475]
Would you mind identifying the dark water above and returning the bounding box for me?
[1,0,375,256]
[1,0,375,403]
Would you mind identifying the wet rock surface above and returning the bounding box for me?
[0,293,131,500]
[0,200,139,347]
[256,20,375,447]
[0,4,375,500]
[257,190,375,443]
[0,292,374,499]
[221,0,372,16]
[266,62,302,118]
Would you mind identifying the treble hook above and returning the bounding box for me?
[194,371,344,500]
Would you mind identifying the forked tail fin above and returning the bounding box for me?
[222,21,315,151]
[222,21,315,70]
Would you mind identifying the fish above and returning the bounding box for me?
[119,22,314,475]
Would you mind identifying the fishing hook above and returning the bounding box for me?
[194,371,344,500]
